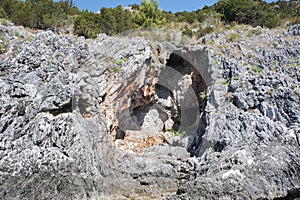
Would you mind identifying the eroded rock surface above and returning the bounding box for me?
[0,23,300,199]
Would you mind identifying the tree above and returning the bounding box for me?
[111,6,136,34]
[0,0,18,17]
[98,7,116,35]
[42,8,67,30]
[214,0,254,22]
[12,1,33,27]
[133,0,166,27]
[149,0,158,10]
[74,10,102,38]
[214,0,279,28]
[175,11,196,23]
[129,3,140,10]
[74,5,137,38]
[97,6,136,35]
[56,0,79,15]
[0,7,7,18]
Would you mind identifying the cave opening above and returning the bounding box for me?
[122,52,207,144]
[163,53,207,132]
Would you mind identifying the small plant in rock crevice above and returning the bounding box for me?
[115,57,128,66]
[200,91,207,101]
[14,31,20,38]
[223,77,230,87]
[167,130,188,137]
[247,28,263,37]
[226,33,240,42]
[251,65,262,74]
[106,65,121,73]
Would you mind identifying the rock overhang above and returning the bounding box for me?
[107,42,221,155]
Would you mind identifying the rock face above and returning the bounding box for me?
[289,24,300,36]
[0,23,300,199]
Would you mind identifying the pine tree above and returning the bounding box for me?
[133,0,166,27]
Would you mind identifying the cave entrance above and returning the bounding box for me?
[166,53,207,112]
[114,52,207,152]
[155,53,207,133]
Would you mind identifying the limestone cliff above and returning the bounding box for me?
[0,23,299,199]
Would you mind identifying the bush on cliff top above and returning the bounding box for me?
[0,0,299,38]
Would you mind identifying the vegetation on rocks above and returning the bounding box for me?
[0,21,299,199]
[0,0,78,30]
[0,0,300,38]
[0,0,299,198]
[214,0,279,28]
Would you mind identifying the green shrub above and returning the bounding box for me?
[0,7,7,18]
[223,78,230,87]
[115,57,128,65]
[111,67,121,73]
[182,29,193,37]
[14,31,20,37]
[167,130,188,137]
[250,28,262,36]
[198,26,214,37]
[226,33,240,42]
[107,65,121,73]
[200,91,207,101]
[251,66,262,74]
[214,0,280,28]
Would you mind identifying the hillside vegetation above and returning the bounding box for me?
[0,0,299,38]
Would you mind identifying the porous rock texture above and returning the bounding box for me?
[0,22,299,199]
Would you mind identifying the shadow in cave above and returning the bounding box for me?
[166,53,208,156]
[167,53,207,109]
[121,52,207,155]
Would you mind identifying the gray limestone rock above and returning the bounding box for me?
[0,24,299,200]
[142,107,165,134]
[289,24,300,36]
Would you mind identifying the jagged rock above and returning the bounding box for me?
[259,101,276,120]
[141,107,165,134]
[167,136,189,148]
[233,92,249,110]
[0,23,300,200]
[289,24,300,35]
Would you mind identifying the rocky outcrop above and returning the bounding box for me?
[174,26,300,199]
[0,23,299,199]
[289,24,300,36]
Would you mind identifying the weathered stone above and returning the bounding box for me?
[142,108,165,134]
[233,93,249,110]
[0,23,299,200]
[259,101,276,121]
[289,24,300,36]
